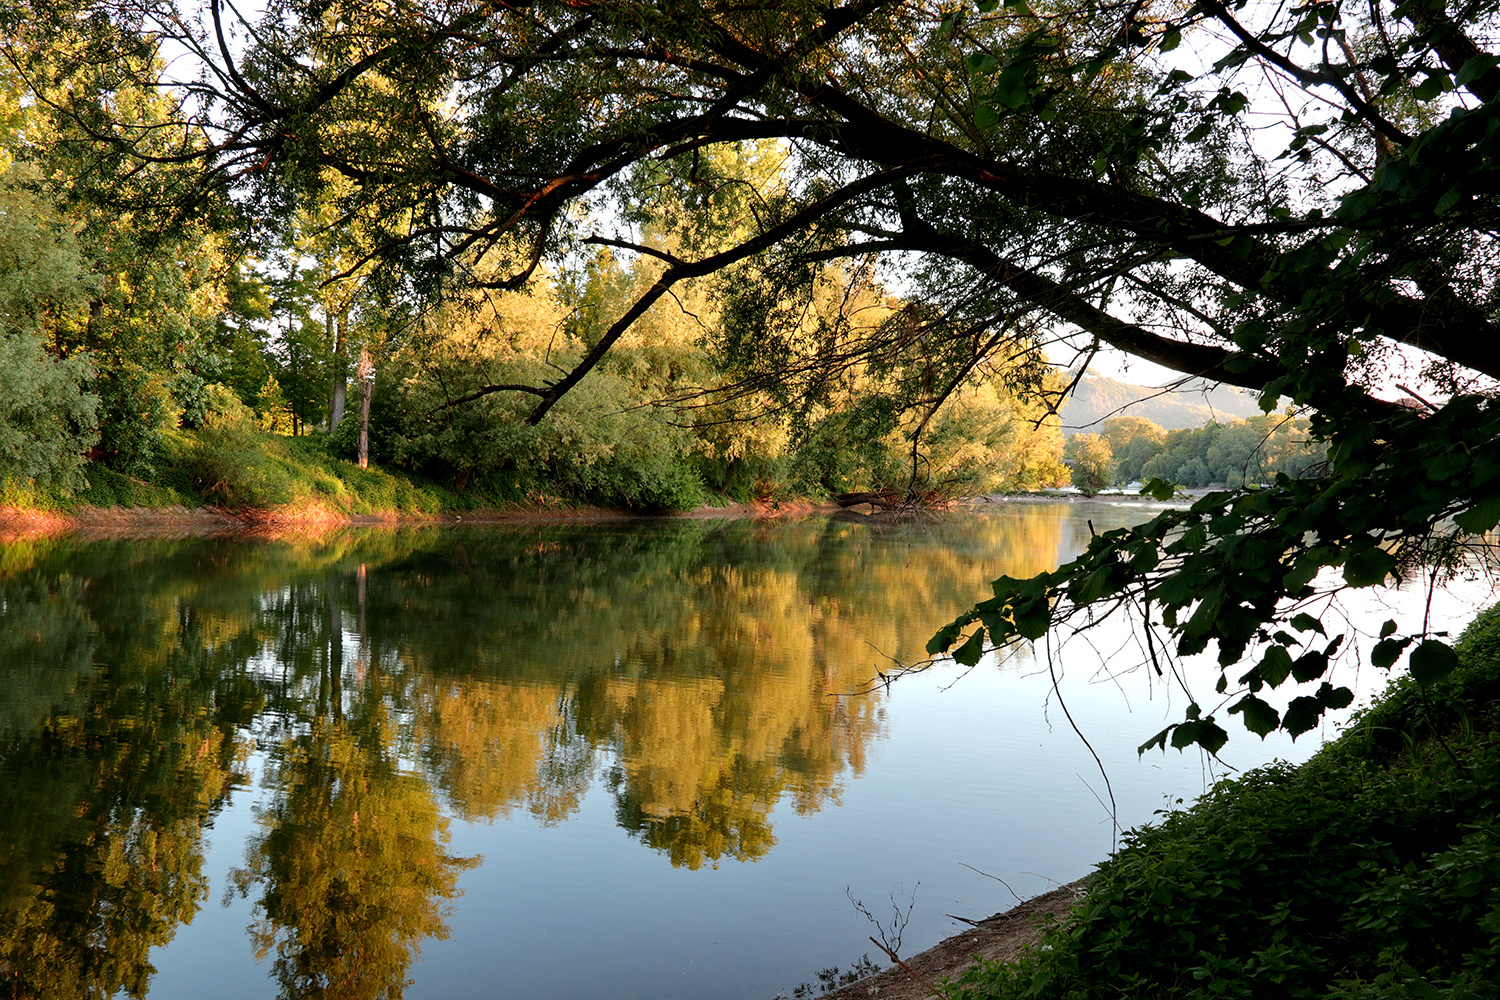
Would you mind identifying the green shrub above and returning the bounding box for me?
[1315,604,1500,771]
[588,451,705,513]
[71,467,195,508]
[946,602,1500,1000]
[171,384,295,507]
[0,330,100,492]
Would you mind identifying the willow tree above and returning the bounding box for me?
[9,0,1500,742]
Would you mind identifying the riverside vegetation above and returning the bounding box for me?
[1062,415,1329,498]
[7,0,1500,995]
[939,601,1500,1000]
[1,91,1072,515]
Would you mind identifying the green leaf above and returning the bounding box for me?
[1343,547,1395,587]
[1454,495,1500,534]
[1281,696,1323,737]
[1379,619,1398,638]
[927,622,962,655]
[1317,682,1354,709]
[953,628,986,666]
[1013,595,1053,640]
[1456,53,1500,85]
[994,65,1029,108]
[1258,645,1294,686]
[1139,726,1173,754]
[1434,186,1464,215]
[1127,542,1159,573]
[1282,553,1322,591]
[1413,73,1449,101]
[1170,718,1229,754]
[1291,650,1329,683]
[1409,639,1459,684]
[1424,450,1468,481]
[1175,524,1207,552]
[1371,636,1408,669]
[1290,612,1325,635]
[1228,694,1280,737]
[972,101,999,132]
[1141,478,1177,501]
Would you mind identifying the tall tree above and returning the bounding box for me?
[11,0,1500,740]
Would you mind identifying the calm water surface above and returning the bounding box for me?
[0,502,1487,999]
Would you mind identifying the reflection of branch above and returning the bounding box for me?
[865,938,944,999]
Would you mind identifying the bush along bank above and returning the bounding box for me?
[2,402,471,521]
[1,383,735,520]
[946,604,1500,1000]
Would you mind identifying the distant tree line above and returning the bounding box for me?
[1064,414,1327,496]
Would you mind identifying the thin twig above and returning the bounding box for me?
[959,862,1025,906]
[865,938,946,1000]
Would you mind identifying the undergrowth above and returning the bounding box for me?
[5,401,719,516]
[3,430,479,517]
[946,603,1500,1000]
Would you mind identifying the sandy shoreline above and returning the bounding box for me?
[819,881,1087,1000]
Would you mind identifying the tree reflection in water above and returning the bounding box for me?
[0,508,1079,997]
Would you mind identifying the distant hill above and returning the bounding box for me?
[1058,375,1266,435]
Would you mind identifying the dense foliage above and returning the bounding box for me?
[2,0,1498,713]
[0,58,1067,510]
[0,167,98,488]
[945,602,1500,999]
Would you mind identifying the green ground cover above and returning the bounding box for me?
[947,604,1500,1000]
[0,426,466,517]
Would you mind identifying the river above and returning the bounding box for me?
[0,501,1488,999]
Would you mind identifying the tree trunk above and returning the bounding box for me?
[356,344,373,469]
[329,380,346,433]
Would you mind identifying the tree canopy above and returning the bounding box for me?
[5,0,1500,742]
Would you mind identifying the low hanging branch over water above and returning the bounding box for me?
[13,0,1500,743]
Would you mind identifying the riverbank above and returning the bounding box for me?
[0,490,1179,536]
[0,496,826,536]
[827,603,1500,1000]
[820,882,1087,1000]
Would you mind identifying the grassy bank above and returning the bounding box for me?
[1,427,491,519]
[946,605,1500,1000]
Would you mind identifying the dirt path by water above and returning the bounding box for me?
[820,882,1087,1000]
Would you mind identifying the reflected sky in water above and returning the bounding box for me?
[0,502,1489,1000]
